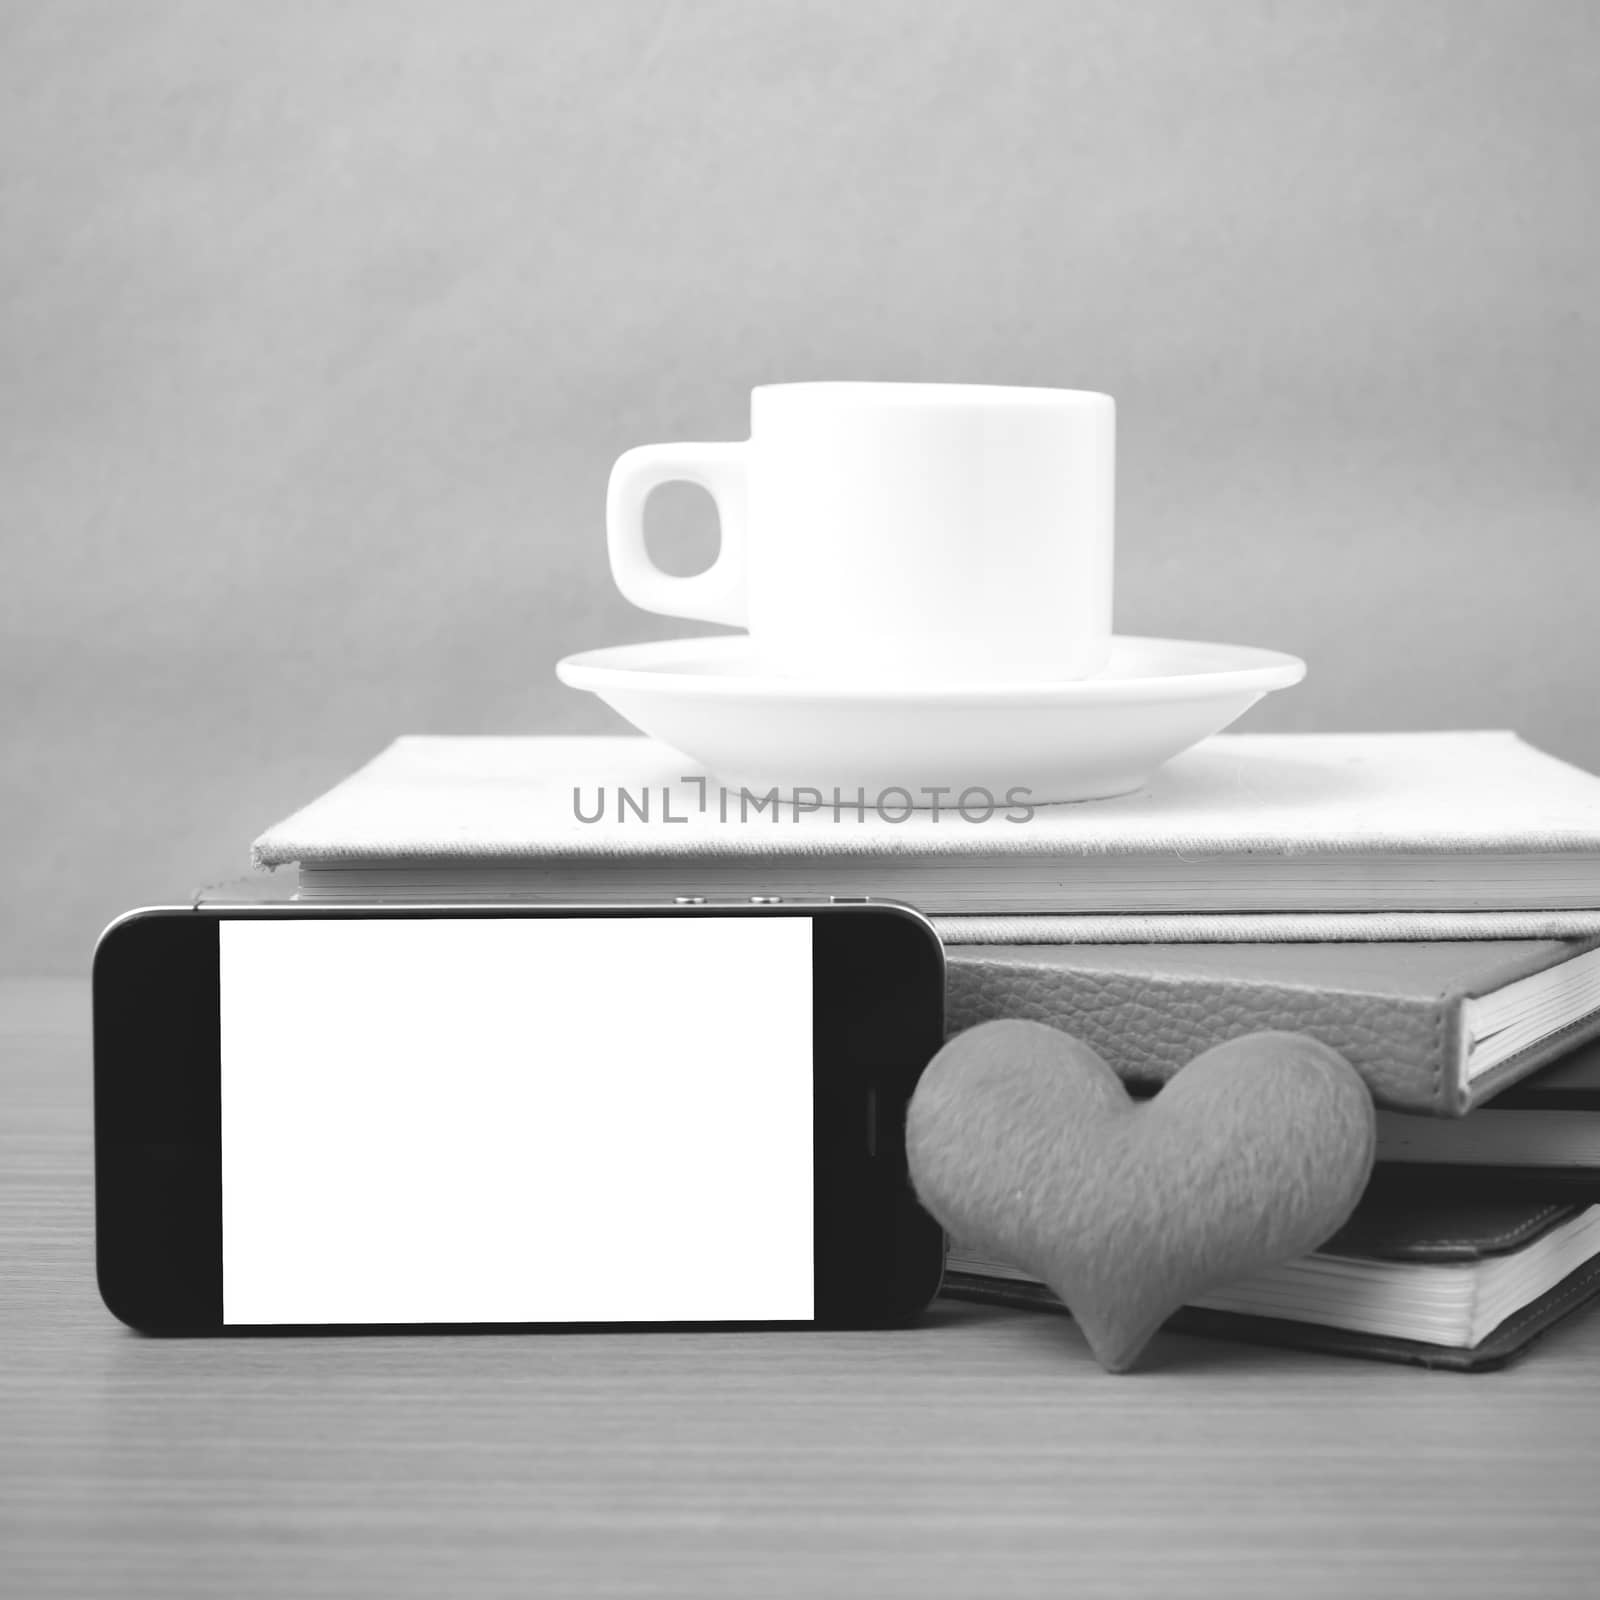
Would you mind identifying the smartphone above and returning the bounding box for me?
[93,900,946,1334]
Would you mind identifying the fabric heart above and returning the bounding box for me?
[907,1020,1376,1372]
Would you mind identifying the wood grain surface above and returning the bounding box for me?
[5,978,1600,1599]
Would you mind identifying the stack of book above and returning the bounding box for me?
[246,728,1600,1369]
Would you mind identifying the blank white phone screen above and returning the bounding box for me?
[219,917,814,1324]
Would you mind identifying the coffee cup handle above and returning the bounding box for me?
[606,443,748,627]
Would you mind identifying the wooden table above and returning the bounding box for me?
[6,978,1599,1598]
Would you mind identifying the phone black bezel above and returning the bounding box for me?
[93,901,946,1335]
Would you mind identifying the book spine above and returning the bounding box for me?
[944,954,1458,1116]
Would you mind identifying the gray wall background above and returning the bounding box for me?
[4,0,1597,974]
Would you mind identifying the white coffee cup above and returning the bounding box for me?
[606,382,1115,682]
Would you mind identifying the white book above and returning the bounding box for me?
[251,731,1600,920]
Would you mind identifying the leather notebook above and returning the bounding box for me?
[942,1175,1600,1371]
[1376,1034,1600,1184]
[944,939,1600,1116]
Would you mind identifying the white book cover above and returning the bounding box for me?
[251,731,1600,917]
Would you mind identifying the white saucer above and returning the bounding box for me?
[556,635,1306,803]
